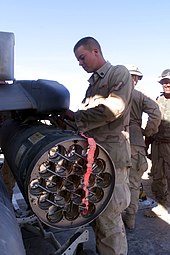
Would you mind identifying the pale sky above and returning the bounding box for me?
[1,0,169,110]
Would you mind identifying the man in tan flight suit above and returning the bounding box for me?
[145,69,170,217]
[64,37,133,255]
[122,65,161,229]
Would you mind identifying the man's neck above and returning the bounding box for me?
[164,93,170,99]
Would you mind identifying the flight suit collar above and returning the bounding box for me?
[88,61,112,85]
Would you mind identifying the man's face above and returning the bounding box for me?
[131,75,140,86]
[74,45,98,73]
[161,78,170,94]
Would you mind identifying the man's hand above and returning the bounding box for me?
[145,136,154,151]
[64,109,75,121]
[145,136,154,160]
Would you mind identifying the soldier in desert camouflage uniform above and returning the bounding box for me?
[122,65,161,228]
[145,69,170,217]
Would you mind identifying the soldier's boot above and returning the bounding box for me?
[122,213,136,230]
[144,201,168,218]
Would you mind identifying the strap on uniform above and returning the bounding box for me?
[80,132,96,213]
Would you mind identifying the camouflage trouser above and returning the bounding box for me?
[151,141,170,206]
[1,159,15,200]
[125,145,148,215]
[94,167,130,255]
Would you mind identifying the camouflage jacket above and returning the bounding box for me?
[154,94,170,142]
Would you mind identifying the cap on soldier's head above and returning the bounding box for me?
[158,69,170,84]
[126,64,143,80]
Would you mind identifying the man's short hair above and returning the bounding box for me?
[73,36,102,54]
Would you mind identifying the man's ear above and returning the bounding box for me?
[93,48,99,55]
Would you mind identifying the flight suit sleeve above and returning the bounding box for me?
[74,65,132,133]
[142,95,161,137]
